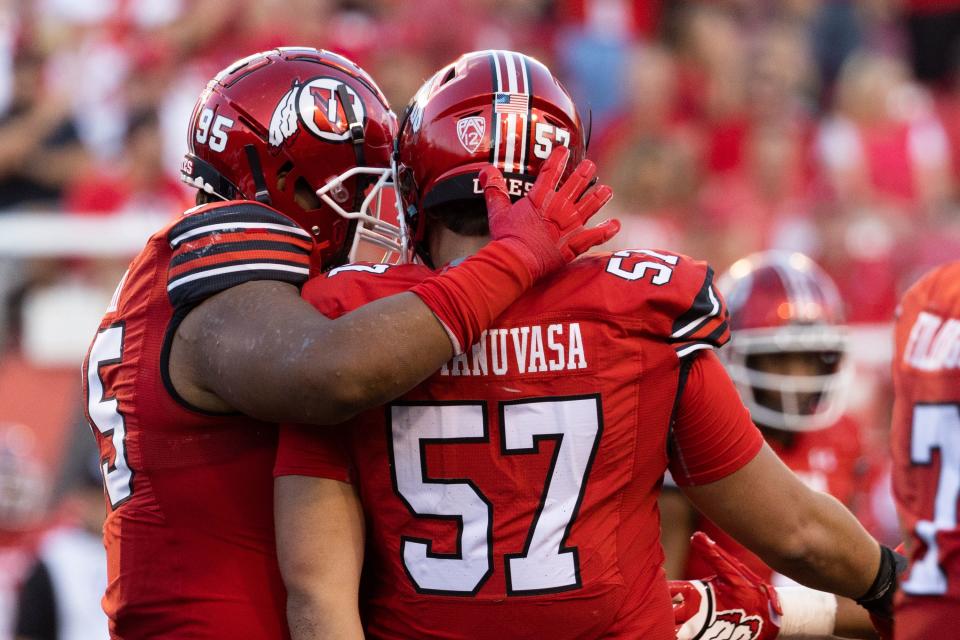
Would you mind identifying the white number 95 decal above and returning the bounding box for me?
[195,107,234,153]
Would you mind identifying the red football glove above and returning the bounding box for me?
[479,145,618,283]
[671,532,782,640]
[411,146,617,354]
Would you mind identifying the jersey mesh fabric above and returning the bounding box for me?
[275,251,762,640]
[81,200,317,639]
[891,260,960,637]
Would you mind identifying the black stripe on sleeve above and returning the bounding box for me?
[168,202,304,247]
[169,257,310,285]
[169,239,311,269]
[704,318,730,346]
[671,266,717,337]
[168,266,309,310]
[672,319,730,358]
[665,355,696,472]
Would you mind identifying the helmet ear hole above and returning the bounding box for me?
[275,162,294,191]
[294,176,322,211]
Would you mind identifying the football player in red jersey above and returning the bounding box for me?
[273,50,897,640]
[891,260,960,639]
[82,48,616,639]
[661,251,870,584]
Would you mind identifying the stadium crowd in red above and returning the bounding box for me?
[2,1,959,317]
[0,0,959,638]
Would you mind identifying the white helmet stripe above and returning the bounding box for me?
[490,51,503,170]
[517,52,530,174]
[770,259,799,308]
[792,257,815,310]
[503,49,519,92]
[504,50,520,173]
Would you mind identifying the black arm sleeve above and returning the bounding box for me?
[15,559,57,640]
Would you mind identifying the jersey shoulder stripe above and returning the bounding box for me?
[168,238,311,269]
[166,201,316,310]
[168,201,310,246]
[556,250,731,359]
[169,256,311,283]
[670,266,720,337]
[668,265,730,356]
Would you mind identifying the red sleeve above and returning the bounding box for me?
[273,424,354,484]
[668,350,763,486]
[602,250,730,357]
[664,259,730,359]
[166,201,317,312]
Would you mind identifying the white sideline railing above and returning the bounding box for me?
[0,212,895,368]
[0,212,170,258]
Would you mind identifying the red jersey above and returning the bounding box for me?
[275,251,763,640]
[81,200,317,639]
[891,260,960,638]
[684,415,865,583]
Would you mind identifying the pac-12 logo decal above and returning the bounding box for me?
[269,77,366,148]
[457,116,486,154]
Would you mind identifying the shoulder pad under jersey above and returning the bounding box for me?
[166,201,316,311]
[596,248,731,358]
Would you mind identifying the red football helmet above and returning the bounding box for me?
[718,251,851,432]
[180,47,400,268]
[394,49,586,264]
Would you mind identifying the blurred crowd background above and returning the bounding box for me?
[0,0,959,637]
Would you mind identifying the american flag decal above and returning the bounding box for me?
[494,92,529,115]
[487,50,533,174]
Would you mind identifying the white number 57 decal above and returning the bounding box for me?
[606,249,678,285]
[390,396,602,596]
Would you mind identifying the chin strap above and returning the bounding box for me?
[394,104,424,264]
[417,241,436,270]
[337,83,366,167]
[585,106,592,151]
[244,144,272,205]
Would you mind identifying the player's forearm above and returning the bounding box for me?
[658,490,695,580]
[833,594,878,639]
[294,238,571,424]
[762,490,880,599]
[276,476,365,640]
[295,291,454,424]
[683,446,880,601]
[286,590,364,640]
[178,282,451,423]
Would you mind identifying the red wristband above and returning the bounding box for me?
[410,239,534,354]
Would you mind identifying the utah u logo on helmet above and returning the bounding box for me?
[269,77,367,148]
